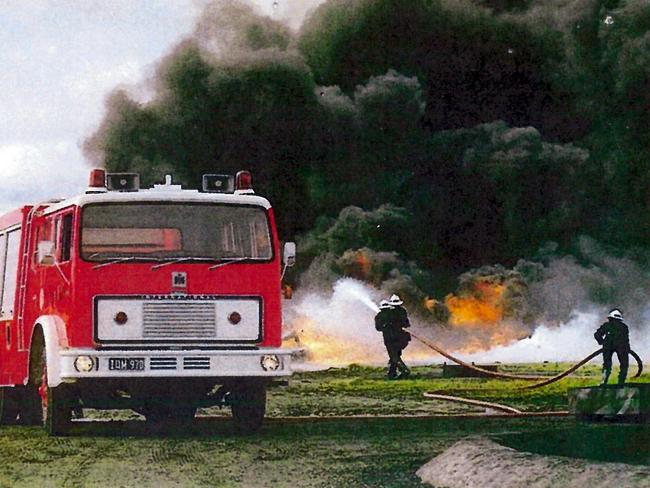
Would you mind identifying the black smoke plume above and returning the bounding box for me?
[84,0,650,335]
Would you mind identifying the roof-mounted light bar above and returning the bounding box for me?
[202,174,235,193]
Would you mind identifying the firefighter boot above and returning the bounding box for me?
[396,360,411,379]
[387,362,398,380]
[601,368,611,386]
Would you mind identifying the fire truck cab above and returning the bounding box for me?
[0,170,295,435]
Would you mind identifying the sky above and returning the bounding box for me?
[0,0,318,215]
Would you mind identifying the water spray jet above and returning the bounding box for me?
[333,279,379,313]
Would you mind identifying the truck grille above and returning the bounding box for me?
[142,302,216,338]
[183,357,211,370]
[150,357,177,370]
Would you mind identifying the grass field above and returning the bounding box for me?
[0,362,647,487]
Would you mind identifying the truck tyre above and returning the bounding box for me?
[42,385,72,436]
[17,386,43,426]
[0,387,19,425]
[230,381,266,433]
[31,338,72,436]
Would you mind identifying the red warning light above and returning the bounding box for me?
[235,170,253,192]
[89,169,106,188]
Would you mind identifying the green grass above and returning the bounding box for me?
[0,362,647,487]
[0,416,578,487]
[261,362,647,416]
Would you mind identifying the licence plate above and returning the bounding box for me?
[108,357,145,371]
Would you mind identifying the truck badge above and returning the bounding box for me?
[172,272,187,289]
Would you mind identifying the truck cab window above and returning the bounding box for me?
[60,214,73,262]
[1,230,21,318]
[81,204,272,261]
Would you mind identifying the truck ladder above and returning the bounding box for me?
[16,205,39,351]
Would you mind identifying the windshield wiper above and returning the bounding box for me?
[209,257,251,271]
[92,257,142,270]
[151,257,216,270]
[87,251,117,260]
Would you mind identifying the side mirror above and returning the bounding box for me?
[283,242,296,267]
[37,241,55,266]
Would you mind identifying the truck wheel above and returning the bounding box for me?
[42,385,72,436]
[0,388,19,425]
[34,347,72,436]
[230,381,266,433]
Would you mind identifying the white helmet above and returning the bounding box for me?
[379,300,391,310]
[608,309,624,320]
[388,294,403,306]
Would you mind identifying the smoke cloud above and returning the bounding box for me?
[82,0,650,366]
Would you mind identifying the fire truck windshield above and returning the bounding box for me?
[80,203,272,262]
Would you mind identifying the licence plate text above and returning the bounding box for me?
[108,357,145,371]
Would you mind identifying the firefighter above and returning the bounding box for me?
[375,294,411,379]
[594,308,630,386]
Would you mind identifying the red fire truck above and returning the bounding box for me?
[0,169,295,435]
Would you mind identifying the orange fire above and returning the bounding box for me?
[443,281,528,352]
[445,281,505,326]
[283,315,434,366]
[354,250,371,278]
[282,316,382,366]
[282,284,293,299]
[283,279,529,365]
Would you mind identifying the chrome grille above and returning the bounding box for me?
[142,302,216,338]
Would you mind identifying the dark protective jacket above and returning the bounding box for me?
[594,318,630,351]
[375,308,392,332]
[375,306,411,347]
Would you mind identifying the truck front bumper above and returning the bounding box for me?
[57,348,292,384]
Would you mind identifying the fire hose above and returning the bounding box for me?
[410,331,643,388]
[422,393,523,414]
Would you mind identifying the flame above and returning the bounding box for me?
[283,315,433,366]
[445,281,505,326]
[282,284,293,299]
[443,281,527,352]
[423,296,436,311]
[282,278,529,366]
[355,250,371,278]
[283,316,382,366]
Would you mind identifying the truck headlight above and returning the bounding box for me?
[260,354,280,371]
[74,355,95,373]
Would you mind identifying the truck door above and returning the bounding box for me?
[0,229,21,357]
[54,212,73,308]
